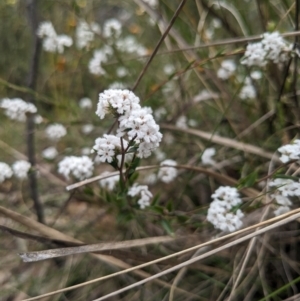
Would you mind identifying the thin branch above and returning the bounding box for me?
[25,0,44,224]
[131,0,188,91]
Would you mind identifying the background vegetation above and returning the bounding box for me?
[1,0,300,300]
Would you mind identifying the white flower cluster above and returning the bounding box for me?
[99,171,119,191]
[0,98,37,122]
[269,178,300,216]
[277,139,300,163]
[89,46,113,75]
[103,19,122,39]
[79,97,93,109]
[239,77,256,100]
[217,60,236,80]
[58,156,94,180]
[12,160,31,179]
[158,159,178,183]
[201,148,216,165]
[81,124,94,135]
[116,36,148,56]
[37,21,73,53]
[42,146,58,160]
[0,162,13,183]
[76,20,100,49]
[128,183,153,209]
[241,32,292,67]
[93,134,128,163]
[45,123,67,141]
[93,89,162,159]
[143,0,158,8]
[207,186,244,232]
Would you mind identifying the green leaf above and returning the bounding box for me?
[161,219,174,236]
[238,171,258,188]
[83,186,94,196]
[273,174,299,181]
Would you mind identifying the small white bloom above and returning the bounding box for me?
[202,148,216,165]
[99,171,119,191]
[158,159,178,183]
[163,64,175,75]
[81,147,91,156]
[217,60,236,80]
[128,183,153,209]
[34,115,43,124]
[274,205,290,216]
[103,19,122,38]
[116,67,128,78]
[0,98,37,122]
[58,156,94,180]
[45,124,67,141]
[76,20,100,49]
[269,178,300,197]
[277,140,300,163]
[0,162,13,183]
[81,124,94,135]
[12,160,31,179]
[176,115,188,129]
[42,147,58,160]
[79,97,93,109]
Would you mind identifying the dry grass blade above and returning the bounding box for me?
[67,164,259,197]
[162,124,279,161]
[22,209,300,301]
[19,236,174,262]
[91,211,300,301]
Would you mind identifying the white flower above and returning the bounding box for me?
[241,32,292,67]
[158,159,178,183]
[76,20,100,49]
[12,160,31,179]
[241,42,267,67]
[42,146,58,160]
[239,80,256,100]
[116,36,147,55]
[163,64,175,75]
[211,186,242,209]
[274,206,290,216]
[108,82,126,89]
[250,71,262,80]
[81,124,94,134]
[58,156,94,180]
[269,178,300,197]
[96,89,140,119]
[88,46,113,75]
[34,115,43,124]
[128,183,153,209]
[79,97,92,109]
[271,194,292,206]
[0,98,37,122]
[217,60,236,80]
[45,123,67,141]
[37,21,56,38]
[81,147,91,155]
[277,140,300,163]
[116,67,128,78]
[37,21,72,53]
[202,148,216,165]
[143,0,158,8]
[99,171,119,191]
[154,107,167,120]
[103,19,122,38]
[92,134,128,163]
[207,187,244,233]
[176,115,188,129]
[0,162,13,183]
